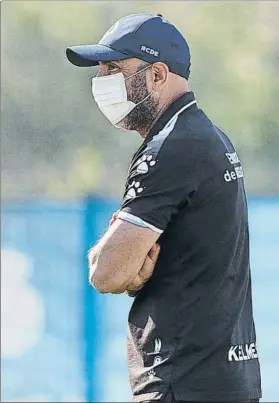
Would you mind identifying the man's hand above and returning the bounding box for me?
[125,243,160,296]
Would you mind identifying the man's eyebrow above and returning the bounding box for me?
[103,61,122,67]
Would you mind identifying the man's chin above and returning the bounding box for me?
[115,117,135,132]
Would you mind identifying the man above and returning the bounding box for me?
[66,13,262,403]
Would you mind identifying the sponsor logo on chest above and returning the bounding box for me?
[224,152,244,183]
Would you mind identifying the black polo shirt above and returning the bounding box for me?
[118,92,262,402]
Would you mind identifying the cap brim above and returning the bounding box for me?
[66,44,130,67]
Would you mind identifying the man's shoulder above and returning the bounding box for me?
[155,108,210,154]
[174,108,235,154]
[175,106,218,137]
[142,104,234,169]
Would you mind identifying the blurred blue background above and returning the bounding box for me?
[1,197,279,402]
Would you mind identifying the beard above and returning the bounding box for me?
[117,66,159,132]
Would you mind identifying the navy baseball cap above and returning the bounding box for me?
[66,13,191,79]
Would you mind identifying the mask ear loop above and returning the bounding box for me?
[125,63,152,81]
[135,88,156,107]
[123,63,155,106]
[92,63,155,106]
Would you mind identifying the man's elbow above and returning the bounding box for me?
[89,263,124,294]
[89,269,107,293]
[88,250,110,293]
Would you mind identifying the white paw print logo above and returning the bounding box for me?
[135,154,156,174]
[129,154,157,180]
[148,368,156,380]
[126,180,144,200]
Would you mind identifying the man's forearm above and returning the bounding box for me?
[87,220,160,294]
[88,241,101,285]
[88,237,143,294]
[88,241,121,293]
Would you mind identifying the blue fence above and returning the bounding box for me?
[1,196,279,402]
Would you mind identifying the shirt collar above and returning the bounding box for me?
[145,91,197,142]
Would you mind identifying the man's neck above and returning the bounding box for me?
[138,90,188,139]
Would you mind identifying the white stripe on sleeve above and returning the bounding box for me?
[118,211,164,234]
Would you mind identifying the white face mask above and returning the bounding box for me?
[92,64,153,127]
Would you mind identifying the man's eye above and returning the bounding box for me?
[107,64,119,72]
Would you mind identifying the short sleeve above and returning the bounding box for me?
[118,138,198,233]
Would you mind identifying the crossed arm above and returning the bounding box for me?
[88,214,160,294]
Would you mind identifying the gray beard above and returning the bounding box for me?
[117,96,158,132]
[117,68,159,132]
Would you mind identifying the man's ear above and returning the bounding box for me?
[151,62,169,88]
